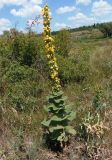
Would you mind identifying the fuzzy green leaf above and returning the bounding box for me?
[50,115,69,122]
[41,119,50,127]
[49,126,64,132]
[65,126,76,135]
[53,91,63,97]
[57,132,65,142]
[54,96,67,104]
[44,106,50,112]
[68,112,76,121]
[44,105,57,112]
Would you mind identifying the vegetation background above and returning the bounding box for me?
[0,22,112,159]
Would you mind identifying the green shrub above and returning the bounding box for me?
[3,62,34,83]
[55,29,72,57]
[1,62,47,111]
[10,31,45,67]
[57,51,90,84]
[0,38,11,57]
[98,23,112,38]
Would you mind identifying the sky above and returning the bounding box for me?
[0,0,112,34]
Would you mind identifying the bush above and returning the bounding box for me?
[7,82,42,111]
[1,62,47,111]
[55,29,72,57]
[3,62,35,83]
[0,38,11,57]
[10,31,45,67]
[98,23,112,38]
[57,50,90,84]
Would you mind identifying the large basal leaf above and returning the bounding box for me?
[52,91,63,97]
[64,106,72,114]
[44,104,65,114]
[41,119,51,127]
[50,115,69,122]
[44,104,58,112]
[68,111,76,121]
[44,105,51,112]
[49,126,64,132]
[65,126,76,135]
[54,96,67,104]
[57,132,66,142]
[47,91,63,102]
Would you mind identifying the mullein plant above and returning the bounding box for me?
[41,5,76,151]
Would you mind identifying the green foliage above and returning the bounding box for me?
[76,85,109,158]
[3,62,33,83]
[42,91,76,150]
[55,29,72,57]
[1,61,46,111]
[0,24,112,157]
[10,30,45,67]
[98,23,112,38]
[92,88,105,111]
[0,38,11,57]
[57,50,90,84]
[21,35,38,66]
[7,84,40,112]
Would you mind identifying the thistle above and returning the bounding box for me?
[41,5,76,151]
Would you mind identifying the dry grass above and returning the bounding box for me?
[0,36,112,159]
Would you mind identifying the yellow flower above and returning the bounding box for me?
[48,47,54,53]
[45,44,49,49]
[51,73,56,79]
[43,4,61,91]
[53,57,56,62]
[47,54,50,58]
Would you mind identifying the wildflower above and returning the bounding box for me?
[42,4,76,149]
[43,4,61,91]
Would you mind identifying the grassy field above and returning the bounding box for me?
[0,29,112,159]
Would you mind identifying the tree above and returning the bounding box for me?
[98,23,112,38]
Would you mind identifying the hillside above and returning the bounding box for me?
[0,26,112,159]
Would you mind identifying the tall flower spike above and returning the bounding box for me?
[42,5,76,151]
[42,4,61,92]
